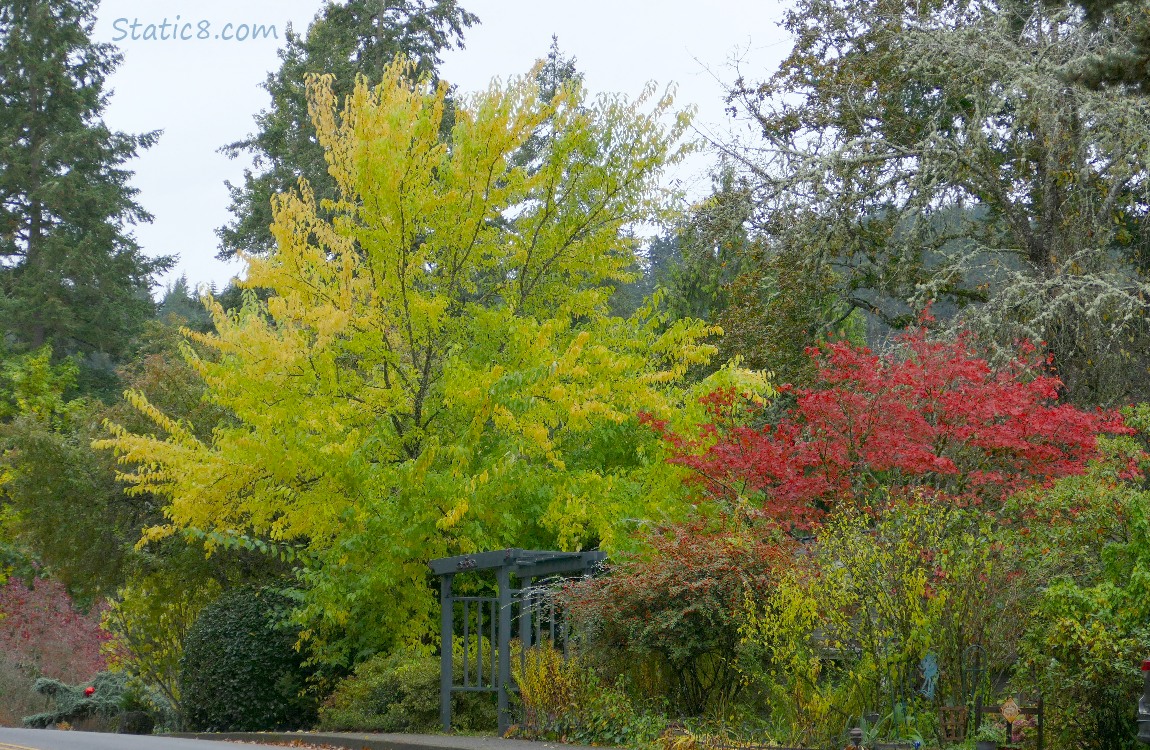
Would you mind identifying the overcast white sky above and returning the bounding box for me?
[90,1,790,292]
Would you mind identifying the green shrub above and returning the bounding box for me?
[22,671,125,729]
[179,587,316,731]
[1019,578,1149,750]
[319,647,496,733]
[18,669,172,732]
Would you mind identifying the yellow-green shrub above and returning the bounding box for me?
[511,643,665,746]
[319,646,495,733]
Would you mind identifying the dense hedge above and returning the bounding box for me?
[179,587,316,731]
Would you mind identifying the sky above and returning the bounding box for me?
[90,0,790,292]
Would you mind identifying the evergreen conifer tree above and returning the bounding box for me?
[0,0,169,371]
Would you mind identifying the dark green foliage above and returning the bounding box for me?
[217,0,478,259]
[179,587,316,731]
[510,36,583,174]
[319,649,496,732]
[0,539,35,584]
[608,167,755,329]
[717,246,865,385]
[0,322,283,606]
[0,346,142,602]
[117,676,175,733]
[156,276,213,332]
[0,0,170,373]
[117,711,155,735]
[1,326,221,603]
[608,235,678,319]
[664,166,753,324]
[1,405,146,602]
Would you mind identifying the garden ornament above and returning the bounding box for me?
[919,653,939,699]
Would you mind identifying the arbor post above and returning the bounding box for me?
[497,565,512,734]
[439,573,453,732]
[518,576,534,652]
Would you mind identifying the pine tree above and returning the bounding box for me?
[157,275,213,331]
[0,0,169,367]
[217,0,478,259]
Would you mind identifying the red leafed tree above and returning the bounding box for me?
[0,576,108,680]
[647,328,1129,526]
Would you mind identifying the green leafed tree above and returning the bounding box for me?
[0,0,169,374]
[636,163,860,385]
[101,60,728,667]
[727,0,1150,404]
[0,323,236,604]
[217,0,478,259]
[0,326,290,710]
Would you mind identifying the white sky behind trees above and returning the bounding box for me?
[91,0,788,291]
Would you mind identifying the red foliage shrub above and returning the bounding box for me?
[562,517,794,714]
[0,576,108,681]
[647,328,1129,526]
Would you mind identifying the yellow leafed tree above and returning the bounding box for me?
[98,59,734,665]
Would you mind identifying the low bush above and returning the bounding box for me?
[563,516,794,715]
[16,668,172,733]
[179,587,316,731]
[510,643,665,746]
[319,647,496,732]
[118,675,177,734]
[22,671,122,730]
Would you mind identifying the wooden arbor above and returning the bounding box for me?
[428,548,606,734]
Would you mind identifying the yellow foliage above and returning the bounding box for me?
[741,498,998,742]
[97,57,733,659]
[511,642,594,732]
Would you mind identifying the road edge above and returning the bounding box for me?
[169,732,589,750]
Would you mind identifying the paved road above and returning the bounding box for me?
[0,728,281,750]
[0,728,587,750]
